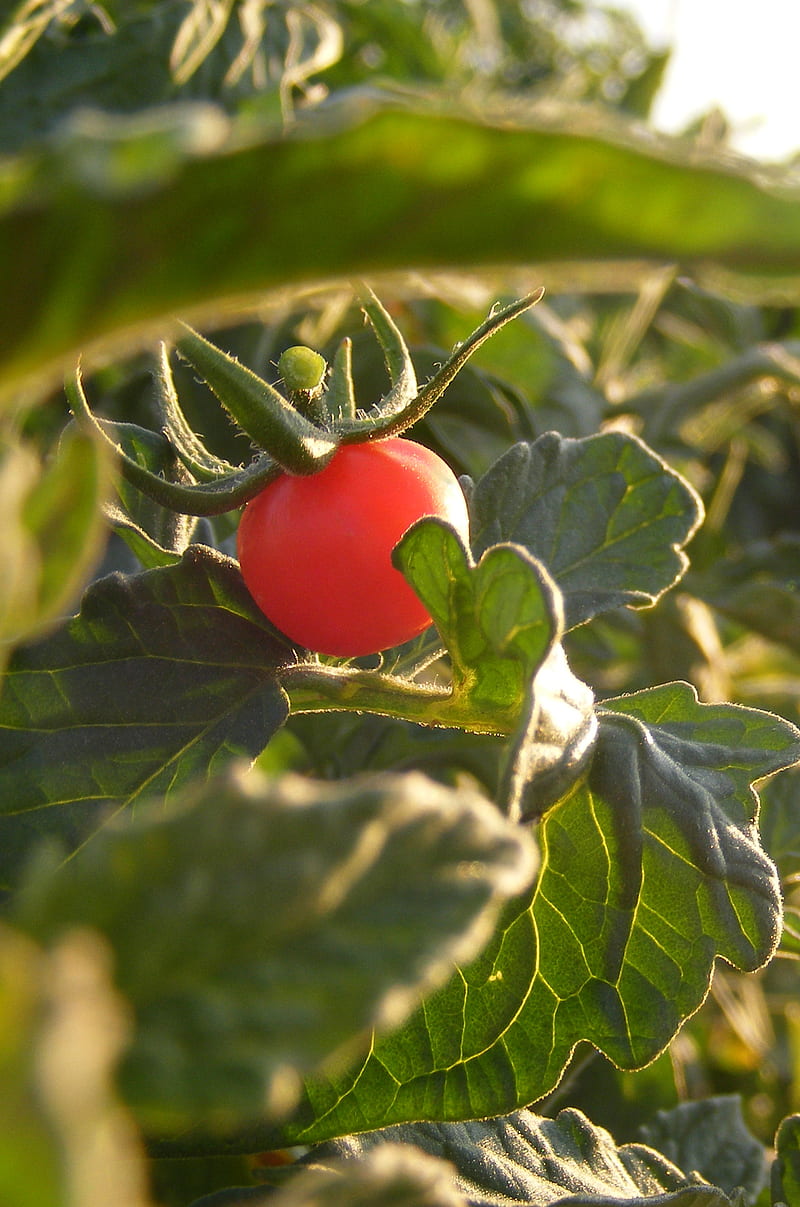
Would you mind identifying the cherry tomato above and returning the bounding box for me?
[237,437,469,656]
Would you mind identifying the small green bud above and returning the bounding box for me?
[278,346,326,393]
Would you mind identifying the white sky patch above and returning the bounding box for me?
[611,0,800,161]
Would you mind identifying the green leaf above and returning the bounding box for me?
[498,643,597,822]
[0,925,62,1207]
[0,923,150,1207]
[772,1115,800,1207]
[310,1108,731,1207]
[393,518,563,724]
[469,433,703,629]
[7,99,800,395]
[0,426,114,659]
[388,518,595,812]
[639,1098,767,1200]
[689,536,800,656]
[591,684,797,982]
[275,684,797,1145]
[0,546,291,893]
[17,765,537,1134]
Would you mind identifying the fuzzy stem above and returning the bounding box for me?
[339,288,545,443]
[280,662,516,735]
[155,343,236,481]
[67,367,285,516]
[177,324,338,474]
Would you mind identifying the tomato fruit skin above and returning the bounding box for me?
[236,437,469,657]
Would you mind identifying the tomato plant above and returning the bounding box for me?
[237,437,470,657]
[5,5,800,1207]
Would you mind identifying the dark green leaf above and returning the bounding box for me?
[18,765,536,1133]
[311,1107,731,1207]
[0,546,291,892]
[639,1098,767,1200]
[276,684,797,1144]
[7,100,800,396]
[591,685,797,987]
[469,434,702,629]
[772,1115,800,1207]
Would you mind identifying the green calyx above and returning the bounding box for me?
[68,286,544,518]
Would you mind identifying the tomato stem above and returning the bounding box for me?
[326,337,357,421]
[155,343,236,482]
[358,286,418,400]
[281,663,516,735]
[68,288,545,521]
[176,324,339,475]
[67,368,289,515]
[339,287,545,443]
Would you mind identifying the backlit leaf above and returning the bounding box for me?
[6,100,800,395]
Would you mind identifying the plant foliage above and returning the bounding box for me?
[2,3,800,1206]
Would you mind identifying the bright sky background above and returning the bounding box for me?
[611,0,800,162]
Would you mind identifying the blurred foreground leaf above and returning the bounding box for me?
[0,923,150,1207]
[0,925,62,1207]
[0,427,114,665]
[17,765,536,1134]
[5,99,800,393]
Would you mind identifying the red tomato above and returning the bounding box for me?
[237,437,469,656]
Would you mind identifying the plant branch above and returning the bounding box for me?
[280,662,516,735]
